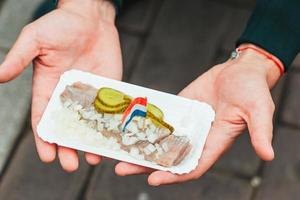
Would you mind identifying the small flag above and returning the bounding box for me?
[121,97,147,132]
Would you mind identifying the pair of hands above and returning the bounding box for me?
[0,0,281,186]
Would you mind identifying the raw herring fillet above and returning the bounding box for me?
[60,82,192,167]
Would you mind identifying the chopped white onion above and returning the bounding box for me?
[137,118,145,129]
[114,114,122,121]
[136,132,147,140]
[80,109,94,119]
[73,104,83,111]
[145,128,153,136]
[122,135,139,146]
[149,124,156,133]
[63,100,72,108]
[107,120,120,131]
[145,144,156,153]
[155,143,163,155]
[147,133,158,143]
[97,122,104,131]
[126,122,138,133]
[88,112,99,120]
[87,120,97,129]
[129,147,139,157]
[143,148,151,155]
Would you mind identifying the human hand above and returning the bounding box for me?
[114,44,282,185]
[0,0,122,171]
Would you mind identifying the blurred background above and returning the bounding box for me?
[0,0,300,199]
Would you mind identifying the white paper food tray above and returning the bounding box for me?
[37,70,215,174]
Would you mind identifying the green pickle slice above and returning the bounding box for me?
[94,99,129,114]
[147,112,174,133]
[97,87,130,108]
[147,103,164,119]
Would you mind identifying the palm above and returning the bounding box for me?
[180,62,275,160]
[115,60,276,186]
[0,4,122,171]
[31,8,122,127]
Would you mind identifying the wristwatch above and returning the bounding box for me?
[230,49,240,60]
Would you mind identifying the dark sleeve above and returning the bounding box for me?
[237,0,300,71]
[113,0,123,13]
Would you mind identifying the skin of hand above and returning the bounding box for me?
[114,45,282,186]
[0,0,122,172]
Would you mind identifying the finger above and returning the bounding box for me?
[31,66,61,164]
[32,130,57,163]
[148,171,194,186]
[148,120,236,186]
[58,146,79,172]
[85,153,102,165]
[0,24,39,82]
[247,98,275,161]
[115,162,154,176]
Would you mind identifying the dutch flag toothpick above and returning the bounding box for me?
[121,97,147,132]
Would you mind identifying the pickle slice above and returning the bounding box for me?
[147,103,164,119]
[124,95,132,102]
[94,99,129,114]
[147,112,174,133]
[97,88,131,108]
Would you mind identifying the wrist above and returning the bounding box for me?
[236,43,282,88]
[58,0,116,23]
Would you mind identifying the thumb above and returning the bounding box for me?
[246,98,275,161]
[0,24,39,83]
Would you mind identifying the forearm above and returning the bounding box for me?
[237,0,300,71]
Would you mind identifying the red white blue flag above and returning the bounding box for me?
[121,97,148,132]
